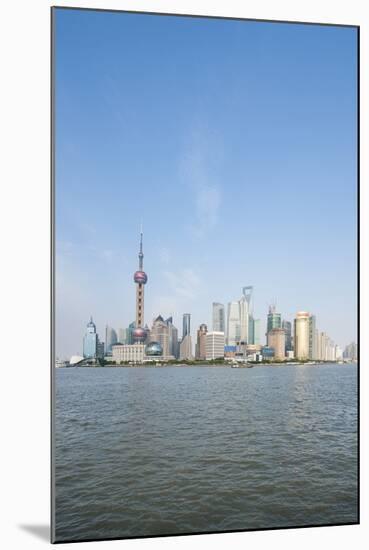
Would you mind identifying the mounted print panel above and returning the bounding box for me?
[51,6,359,544]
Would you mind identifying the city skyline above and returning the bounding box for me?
[59,230,352,361]
[55,11,357,358]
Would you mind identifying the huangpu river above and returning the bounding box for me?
[54,364,358,542]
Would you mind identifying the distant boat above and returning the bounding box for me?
[55,359,69,368]
[231,364,240,368]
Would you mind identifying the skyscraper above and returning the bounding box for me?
[105,325,118,354]
[227,301,241,346]
[212,302,225,332]
[165,317,179,359]
[150,315,170,357]
[294,311,310,360]
[253,319,261,345]
[308,315,317,359]
[239,286,253,343]
[267,305,282,334]
[83,316,98,358]
[180,313,193,360]
[282,320,292,352]
[182,313,191,339]
[267,328,286,360]
[195,323,208,360]
[343,342,357,360]
[133,231,148,343]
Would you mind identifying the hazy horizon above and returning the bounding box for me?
[54,9,357,358]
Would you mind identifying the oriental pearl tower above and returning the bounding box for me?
[132,230,148,343]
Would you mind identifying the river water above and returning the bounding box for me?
[54,363,358,542]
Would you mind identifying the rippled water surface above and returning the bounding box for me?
[54,364,358,541]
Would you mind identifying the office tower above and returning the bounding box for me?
[150,315,170,357]
[267,328,286,360]
[132,231,148,343]
[97,340,105,359]
[239,286,253,343]
[165,317,179,359]
[205,331,225,360]
[227,301,241,346]
[282,320,292,352]
[125,322,135,345]
[253,319,261,345]
[83,316,98,358]
[308,315,317,359]
[335,346,343,360]
[180,334,193,360]
[212,302,225,332]
[195,324,208,360]
[105,325,118,354]
[294,311,310,360]
[182,313,191,339]
[267,305,282,334]
[343,342,357,360]
[118,328,126,344]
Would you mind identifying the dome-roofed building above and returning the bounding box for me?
[145,341,163,357]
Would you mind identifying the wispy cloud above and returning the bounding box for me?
[163,268,201,300]
[179,122,223,238]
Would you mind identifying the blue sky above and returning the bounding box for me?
[54,9,357,358]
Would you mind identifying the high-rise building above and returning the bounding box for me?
[206,331,225,360]
[132,231,148,343]
[267,305,282,335]
[118,328,126,344]
[253,319,261,345]
[105,325,118,354]
[195,324,208,360]
[282,320,292,352]
[180,334,193,360]
[227,301,241,346]
[343,342,357,361]
[239,286,253,343]
[294,311,310,360]
[83,316,98,358]
[308,315,317,360]
[212,302,225,332]
[97,341,105,359]
[267,328,286,360]
[165,317,179,359]
[150,315,170,357]
[182,313,191,339]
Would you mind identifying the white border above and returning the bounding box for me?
[1,1,367,549]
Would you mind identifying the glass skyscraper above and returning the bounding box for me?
[267,305,282,334]
[182,313,191,339]
[105,325,118,354]
[83,317,98,358]
[212,302,225,332]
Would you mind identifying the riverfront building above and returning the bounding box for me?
[227,301,241,346]
[112,343,145,363]
[83,317,99,358]
[195,323,208,360]
[206,331,225,360]
[309,315,317,360]
[180,334,193,360]
[105,325,118,353]
[282,320,292,352]
[267,305,282,334]
[166,316,179,359]
[212,302,225,332]
[267,328,286,360]
[294,311,310,360]
[344,342,357,360]
[150,315,170,357]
